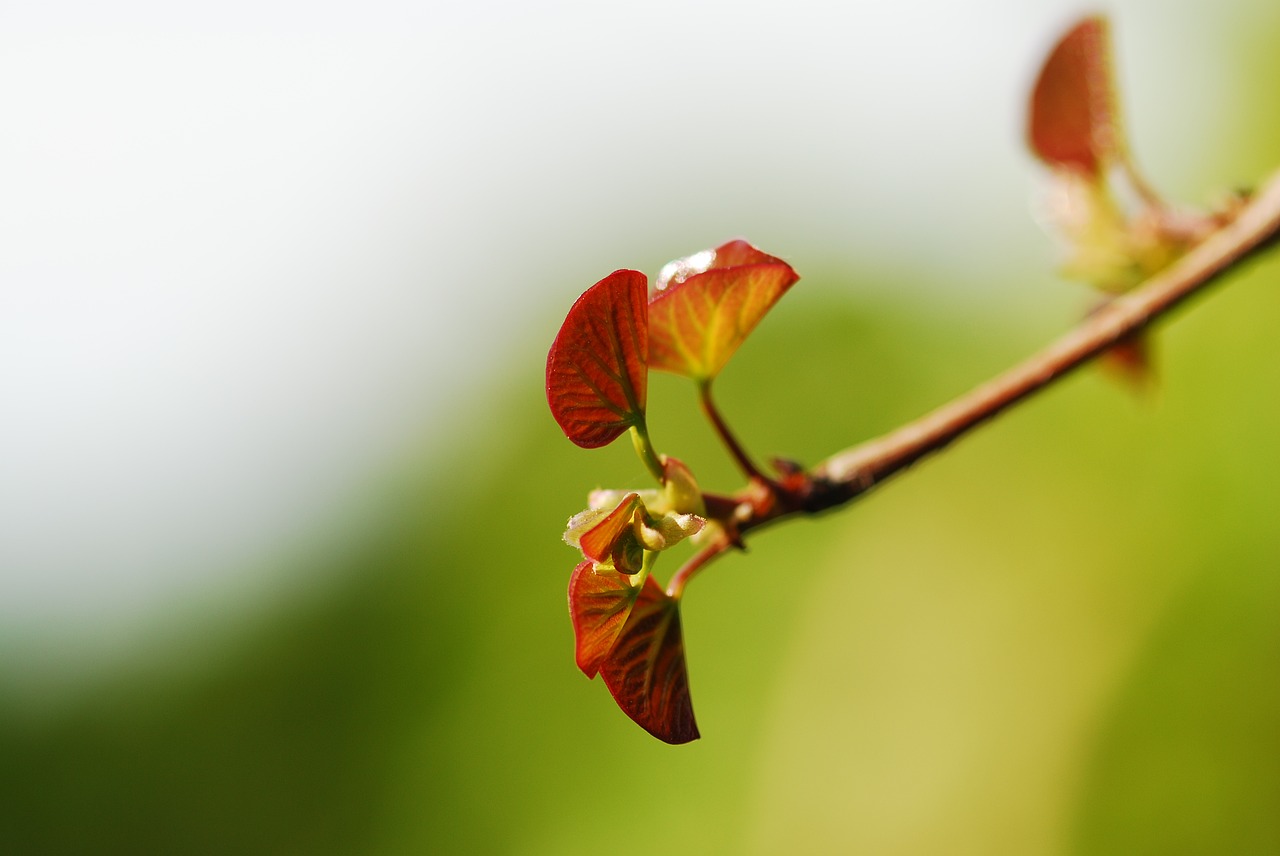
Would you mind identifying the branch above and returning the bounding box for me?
[736,167,1280,536]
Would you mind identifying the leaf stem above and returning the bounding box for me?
[630,422,666,484]
[699,380,768,483]
[1121,157,1166,213]
[630,547,657,590]
[666,541,728,600]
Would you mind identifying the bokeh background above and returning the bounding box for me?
[3,1,1279,853]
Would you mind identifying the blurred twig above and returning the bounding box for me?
[735,168,1280,536]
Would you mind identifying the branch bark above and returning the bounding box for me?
[735,168,1280,537]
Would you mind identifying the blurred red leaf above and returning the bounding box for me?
[568,560,641,678]
[1028,16,1118,176]
[599,576,699,744]
[648,240,799,382]
[1101,330,1155,392]
[546,270,649,448]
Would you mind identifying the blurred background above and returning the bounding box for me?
[2,1,1278,853]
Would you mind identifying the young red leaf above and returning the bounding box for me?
[1028,16,1119,176]
[648,240,799,382]
[546,269,649,448]
[568,560,641,678]
[599,576,699,744]
[576,494,639,562]
[577,493,645,573]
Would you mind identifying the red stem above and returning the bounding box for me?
[699,380,770,484]
[666,541,728,600]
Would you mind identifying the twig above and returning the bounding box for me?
[735,167,1280,535]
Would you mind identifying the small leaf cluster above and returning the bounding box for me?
[1027,16,1235,385]
[546,240,798,743]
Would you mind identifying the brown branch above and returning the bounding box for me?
[733,168,1280,537]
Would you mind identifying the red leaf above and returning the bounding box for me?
[578,491,640,570]
[599,576,699,744]
[546,270,649,448]
[1028,16,1118,176]
[568,560,641,678]
[648,240,799,381]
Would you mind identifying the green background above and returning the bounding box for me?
[4,6,1280,855]
[6,270,1278,855]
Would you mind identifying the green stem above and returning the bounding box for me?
[630,422,665,484]
[629,548,657,589]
